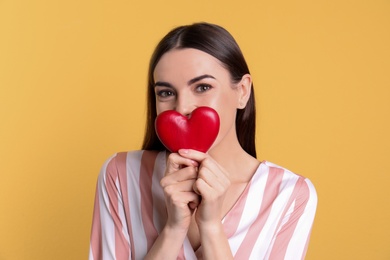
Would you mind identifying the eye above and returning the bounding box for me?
[156,89,175,98]
[195,84,212,93]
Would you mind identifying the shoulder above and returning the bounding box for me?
[259,161,317,206]
[102,150,164,167]
[99,150,166,178]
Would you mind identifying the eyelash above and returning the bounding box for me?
[156,89,175,98]
[155,84,212,99]
[195,84,212,93]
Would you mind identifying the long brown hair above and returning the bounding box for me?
[141,22,257,158]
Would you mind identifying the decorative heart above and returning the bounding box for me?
[155,107,220,153]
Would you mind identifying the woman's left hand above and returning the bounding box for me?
[177,149,231,228]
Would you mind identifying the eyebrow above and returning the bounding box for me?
[187,74,216,85]
[154,81,173,88]
[154,74,216,88]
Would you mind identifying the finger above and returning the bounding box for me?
[198,162,229,186]
[192,182,201,195]
[177,149,209,162]
[160,166,198,188]
[178,149,225,175]
[168,191,199,211]
[166,152,198,175]
[195,166,231,201]
[170,191,199,205]
[195,167,222,193]
[193,177,212,197]
[163,181,200,208]
[189,195,201,210]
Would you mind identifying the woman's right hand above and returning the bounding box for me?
[160,152,200,233]
[145,153,200,260]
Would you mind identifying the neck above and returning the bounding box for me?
[208,131,259,183]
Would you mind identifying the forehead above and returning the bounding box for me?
[153,48,229,82]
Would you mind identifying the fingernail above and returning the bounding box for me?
[179,149,189,154]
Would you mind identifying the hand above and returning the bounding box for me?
[177,149,231,228]
[160,153,200,233]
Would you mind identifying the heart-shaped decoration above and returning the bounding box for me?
[155,107,220,153]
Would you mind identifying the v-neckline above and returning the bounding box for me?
[189,161,265,255]
[221,161,264,222]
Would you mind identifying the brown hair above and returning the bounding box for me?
[141,22,257,158]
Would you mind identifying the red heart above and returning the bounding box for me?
[155,107,220,153]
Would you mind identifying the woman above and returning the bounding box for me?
[89,22,317,260]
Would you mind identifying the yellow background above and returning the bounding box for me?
[1,0,389,259]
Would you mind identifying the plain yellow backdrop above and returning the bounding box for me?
[1,0,389,259]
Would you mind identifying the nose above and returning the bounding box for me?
[175,93,196,117]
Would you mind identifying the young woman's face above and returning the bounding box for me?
[153,48,246,147]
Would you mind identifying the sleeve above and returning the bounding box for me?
[89,154,132,260]
[267,178,318,260]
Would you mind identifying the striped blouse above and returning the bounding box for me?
[89,150,317,260]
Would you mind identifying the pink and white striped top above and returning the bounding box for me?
[89,150,317,260]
